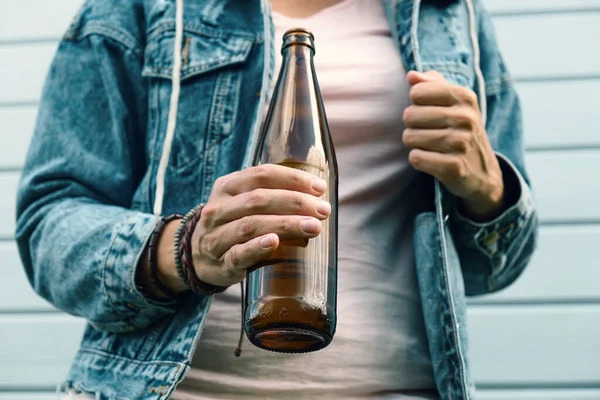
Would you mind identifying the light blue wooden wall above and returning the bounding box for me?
[1,1,599,399]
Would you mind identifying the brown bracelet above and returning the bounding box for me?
[147,214,184,300]
[136,214,183,302]
[174,204,228,295]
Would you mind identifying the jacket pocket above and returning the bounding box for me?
[142,27,253,171]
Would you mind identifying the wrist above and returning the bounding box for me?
[156,219,188,294]
[460,179,505,222]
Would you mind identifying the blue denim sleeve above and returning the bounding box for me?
[450,2,539,296]
[15,28,179,332]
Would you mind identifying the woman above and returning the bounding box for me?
[16,0,538,399]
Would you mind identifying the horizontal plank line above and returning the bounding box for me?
[0,101,38,108]
[0,167,23,173]
[490,7,600,18]
[468,299,600,307]
[477,383,600,390]
[0,386,56,393]
[514,74,600,83]
[0,37,60,47]
[477,388,600,393]
[541,220,600,227]
[0,309,61,315]
[527,145,600,153]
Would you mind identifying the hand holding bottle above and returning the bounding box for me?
[190,164,331,288]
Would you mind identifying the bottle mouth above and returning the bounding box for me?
[282,28,315,53]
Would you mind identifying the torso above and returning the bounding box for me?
[172,1,437,399]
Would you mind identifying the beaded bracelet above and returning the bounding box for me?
[174,204,228,295]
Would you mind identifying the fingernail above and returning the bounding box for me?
[260,235,274,249]
[316,200,331,217]
[311,178,327,193]
[301,218,321,234]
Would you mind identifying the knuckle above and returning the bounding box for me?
[449,107,473,127]
[403,106,414,123]
[238,216,256,238]
[213,175,226,190]
[449,159,468,179]
[223,246,253,279]
[279,217,292,233]
[252,164,272,183]
[409,85,422,102]
[292,193,306,212]
[224,248,240,270]
[469,110,483,129]
[201,203,219,223]
[402,129,413,146]
[216,173,235,194]
[245,189,268,211]
[201,233,218,258]
[449,132,471,152]
[290,169,305,188]
[461,88,479,107]
[408,149,421,166]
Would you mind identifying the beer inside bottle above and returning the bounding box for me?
[244,28,338,353]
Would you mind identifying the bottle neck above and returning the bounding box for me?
[257,42,324,166]
[281,43,315,69]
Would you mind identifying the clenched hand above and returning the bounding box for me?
[403,70,505,221]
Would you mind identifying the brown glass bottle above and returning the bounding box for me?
[244,29,338,354]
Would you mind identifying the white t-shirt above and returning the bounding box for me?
[173,0,437,399]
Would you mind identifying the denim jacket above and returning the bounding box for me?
[15,0,538,399]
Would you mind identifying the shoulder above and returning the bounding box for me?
[62,0,211,54]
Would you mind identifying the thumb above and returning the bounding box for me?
[406,70,447,86]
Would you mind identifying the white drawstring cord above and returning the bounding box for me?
[465,0,488,126]
[154,0,185,216]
